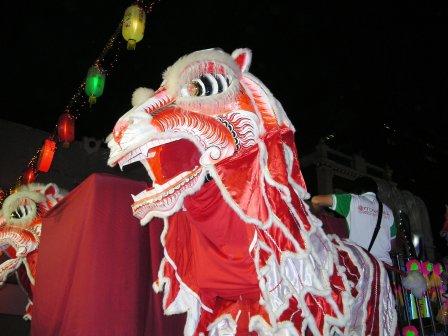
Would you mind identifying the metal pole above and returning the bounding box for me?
[424,290,437,334]
[396,255,410,325]
[414,294,426,336]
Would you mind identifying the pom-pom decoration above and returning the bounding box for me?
[22,168,36,184]
[402,270,427,298]
[428,262,443,299]
[122,5,146,50]
[85,65,106,104]
[433,263,443,276]
[406,259,421,272]
[57,113,75,148]
[421,261,433,277]
[37,139,57,173]
[402,325,418,336]
[131,87,155,107]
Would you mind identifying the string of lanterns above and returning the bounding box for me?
[1,1,158,201]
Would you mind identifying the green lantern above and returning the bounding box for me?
[85,65,106,104]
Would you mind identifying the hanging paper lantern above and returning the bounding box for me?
[22,167,36,184]
[37,139,57,173]
[406,259,421,272]
[402,325,418,336]
[57,113,75,147]
[122,5,146,50]
[85,66,106,104]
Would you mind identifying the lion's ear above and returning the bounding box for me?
[231,48,252,72]
[43,183,58,197]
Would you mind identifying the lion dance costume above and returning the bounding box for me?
[0,183,64,319]
[107,48,397,335]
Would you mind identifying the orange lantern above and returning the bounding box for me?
[37,139,57,173]
[58,113,75,147]
[22,167,36,184]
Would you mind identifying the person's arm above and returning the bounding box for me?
[311,193,352,217]
[311,195,334,214]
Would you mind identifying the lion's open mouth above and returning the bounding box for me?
[113,137,204,224]
[115,137,181,171]
[131,166,202,220]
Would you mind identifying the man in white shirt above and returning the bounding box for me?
[311,176,397,265]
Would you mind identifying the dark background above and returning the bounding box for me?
[1,1,447,253]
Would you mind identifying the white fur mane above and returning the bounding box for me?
[162,48,242,98]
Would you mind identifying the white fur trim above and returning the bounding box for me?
[0,257,22,285]
[249,315,300,336]
[283,144,310,200]
[163,49,241,98]
[23,300,33,321]
[22,258,35,285]
[132,87,155,107]
[207,314,237,335]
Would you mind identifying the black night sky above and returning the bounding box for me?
[1,2,447,250]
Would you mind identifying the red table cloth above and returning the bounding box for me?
[31,173,184,336]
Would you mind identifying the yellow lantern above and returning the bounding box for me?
[122,5,146,50]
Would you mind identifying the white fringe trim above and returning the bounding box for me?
[207,313,237,336]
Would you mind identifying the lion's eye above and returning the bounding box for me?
[186,81,203,96]
[181,74,231,98]
[11,208,23,219]
[10,205,30,219]
[10,211,20,219]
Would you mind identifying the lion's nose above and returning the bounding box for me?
[113,120,130,143]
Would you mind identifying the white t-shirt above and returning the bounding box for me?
[331,192,396,265]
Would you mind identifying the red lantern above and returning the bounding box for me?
[37,139,57,173]
[22,167,36,184]
[58,113,75,148]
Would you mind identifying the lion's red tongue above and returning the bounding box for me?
[147,139,201,185]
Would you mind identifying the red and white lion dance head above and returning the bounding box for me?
[108,48,307,226]
[108,48,396,335]
[0,183,64,319]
